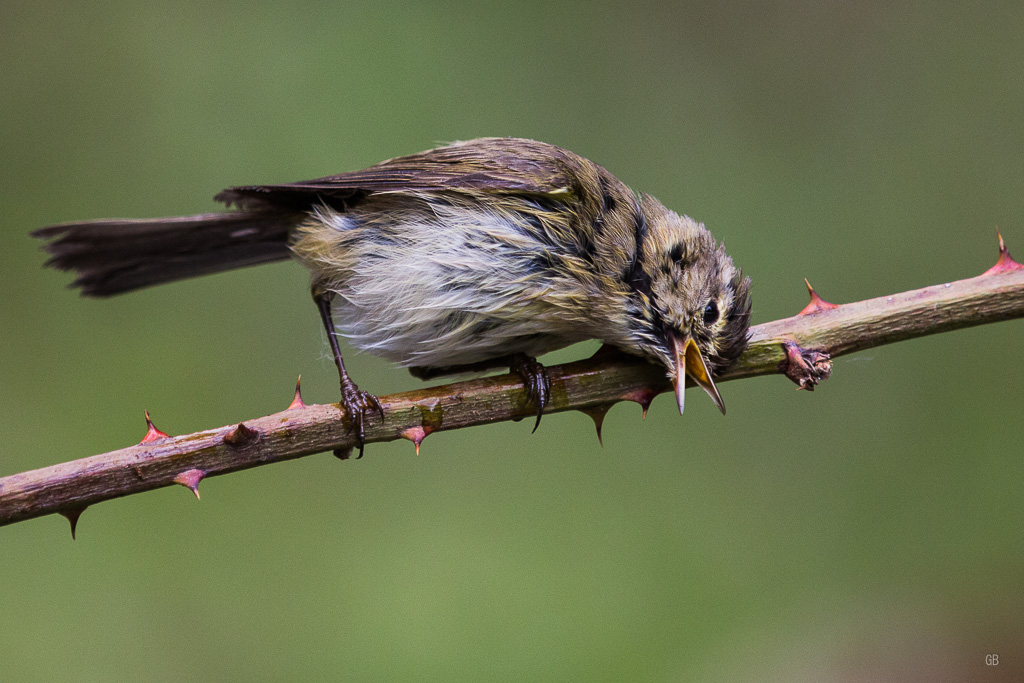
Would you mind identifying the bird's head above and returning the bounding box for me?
[623,195,751,414]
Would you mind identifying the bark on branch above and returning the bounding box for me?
[2,237,1023,535]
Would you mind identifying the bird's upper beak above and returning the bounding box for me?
[671,335,726,416]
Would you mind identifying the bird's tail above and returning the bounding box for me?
[33,210,301,297]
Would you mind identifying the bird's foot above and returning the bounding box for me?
[338,380,384,458]
[509,353,551,433]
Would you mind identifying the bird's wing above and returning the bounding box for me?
[214,138,590,210]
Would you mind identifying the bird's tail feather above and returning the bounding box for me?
[33,210,300,297]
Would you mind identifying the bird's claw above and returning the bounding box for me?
[339,382,384,458]
[510,353,550,433]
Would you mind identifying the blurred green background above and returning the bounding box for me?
[2,2,1022,680]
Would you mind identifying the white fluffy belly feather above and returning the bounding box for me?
[290,200,589,369]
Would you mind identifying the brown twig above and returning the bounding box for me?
[2,236,1023,534]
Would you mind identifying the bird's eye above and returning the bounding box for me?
[703,301,719,325]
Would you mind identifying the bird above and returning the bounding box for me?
[33,137,752,456]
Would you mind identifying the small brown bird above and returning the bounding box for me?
[34,138,751,454]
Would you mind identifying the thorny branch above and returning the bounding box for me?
[2,234,1023,537]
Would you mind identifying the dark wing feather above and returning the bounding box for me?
[214,138,589,211]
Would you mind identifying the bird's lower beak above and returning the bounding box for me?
[672,336,726,416]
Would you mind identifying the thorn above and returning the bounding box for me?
[619,387,657,419]
[140,410,170,443]
[401,425,437,455]
[982,228,1023,275]
[579,404,613,446]
[172,469,205,500]
[798,279,840,316]
[287,375,306,410]
[223,422,259,447]
[400,399,444,454]
[60,505,87,540]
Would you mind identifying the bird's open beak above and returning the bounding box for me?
[672,336,726,416]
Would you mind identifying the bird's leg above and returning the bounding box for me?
[408,358,510,379]
[508,352,550,433]
[409,353,551,433]
[588,343,629,362]
[313,287,383,458]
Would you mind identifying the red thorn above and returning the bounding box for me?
[619,387,656,419]
[982,228,1023,275]
[401,426,435,455]
[223,422,260,447]
[173,469,205,500]
[60,505,87,540]
[287,375,307,410]
[401,399,444,454]
[798,279,839,316]
[140,410,170,444]
[580,404,613,446]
